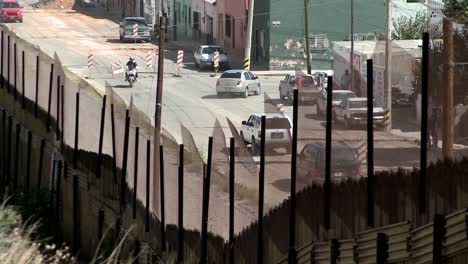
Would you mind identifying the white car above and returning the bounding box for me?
[216,70,261,98]
[239,113,292,155]
[194,45,229,69]
[334,97,385,129]
[316,90,356,117]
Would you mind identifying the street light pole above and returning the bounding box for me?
[304,0,311,74]
[244,0,255,70]
[384,0,392,130]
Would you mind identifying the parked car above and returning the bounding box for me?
[333,97,385,129]
[216,70,260,98]
[239,113,292,155]
[316,90,356,117]
[194,45,229,70]
[279,74,322,105]
[0,0,23,23]
[119,17,151,42]
[297,140,362,181]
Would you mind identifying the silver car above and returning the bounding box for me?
[216,70,261,98]
[316,90,356,117]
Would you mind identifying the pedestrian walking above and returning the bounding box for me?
[341,69,351,90]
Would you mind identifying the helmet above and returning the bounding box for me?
[129,56,135,61]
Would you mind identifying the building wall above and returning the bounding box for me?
[255,0,386,70]
[223,0,248,56]
[192,0,218,43]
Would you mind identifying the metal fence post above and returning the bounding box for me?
[145,141,151,233]
[98,209,104,240]
[7,35,10,92]
[25,131,32,190]
[229,137,235,264]
[96,95,107,179]
[367,59,375,228]
[324,76,333,229]
[21,50,25,108]
[6,116,12,186]
[288,88,299,264]
[419,32,429,214]
[330,239,340,264]
[110,103,117,183]
[120,109,130,208]
[73,92,80,169]
[46,63,54,131]
[73,174,79,253]
[159,144,166,249]
[56,160,62,228]
[37,139,45,189]
[258,115,266,264]
[177,144,184,263]
[13,43,17,100]
[133,127,140,219]
[13,123,20,190]
[376,233,389,263]
[201,137,213,264]
[56,75,60,140]
[1,31,3,87]
[34,55,39,118]
[432,214,446,264]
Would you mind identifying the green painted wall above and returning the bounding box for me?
[252,0,270,69]
[254,0,386,70]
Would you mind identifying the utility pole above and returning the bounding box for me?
[350,0,354,91]
[304,0,311,74]
[244,0,255,70]
[154,15,166,218]
[173,0,177,41]
[442,17,454,159]
[384,0,392,130]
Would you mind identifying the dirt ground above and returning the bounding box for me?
[32,0,77,9]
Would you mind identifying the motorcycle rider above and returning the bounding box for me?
[125,56,138,82]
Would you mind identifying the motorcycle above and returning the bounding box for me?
[126,68,137,88]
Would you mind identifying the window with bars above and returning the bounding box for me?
[346,33,378,41]
[303,34,329,53]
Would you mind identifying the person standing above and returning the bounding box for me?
[341,69,352,90]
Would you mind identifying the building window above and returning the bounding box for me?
[225,15,232,37]
[304,33,330,53]
[193,12,200,30]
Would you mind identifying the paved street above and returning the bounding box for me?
[8,2,466,236]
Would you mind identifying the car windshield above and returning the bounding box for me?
[266,118,291,129]
[124,18,147,27]
[202,47,225,54]
[299,76,315,84]
[333,92,354,100]
[220,72,241,79]
[332,147,357,162]
[2,2,20,8]
[349,100,377,108]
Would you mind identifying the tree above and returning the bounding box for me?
[443,0,468,25]
[392,12,428,40]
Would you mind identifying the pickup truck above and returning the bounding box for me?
[239,113,292,155]
[279,74,322,105]
[334,97,385,129]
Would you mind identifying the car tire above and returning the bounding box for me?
[19,19,23,23]
[251,137,258,155]
[287,93,293,105]
[200,62,205,70]
[216,91,223,97]
[243,87,249,98]
[280,89,285,100]
[344,117,351,129]
[195,60,199,68]
[254,85,261,95]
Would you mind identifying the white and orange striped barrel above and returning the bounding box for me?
[133,23,138,38]
[177,50,184,67]
[146,50,152,68]
[87,52,94,69]
[214,50,219,68]
[354,140,367,164]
